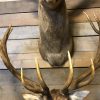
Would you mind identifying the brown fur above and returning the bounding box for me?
[51,89,69,100]
[38,0,73,66]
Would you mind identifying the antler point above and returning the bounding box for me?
[21,67,24,84]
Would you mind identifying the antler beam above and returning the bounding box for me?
[62,51,74,94]
[0,26,43,94]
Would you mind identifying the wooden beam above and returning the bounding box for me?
[0,8,100,27]
[0,0,100,14]
[0,0,38,14]
[0,23,97,40]
[0,12,38,27]
[0,68,100,85]
[0,51,96,69]
[5,36,98,54]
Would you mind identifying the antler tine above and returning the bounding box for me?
[0,26,13,55]
[83,11,100,34]
[0,26,43,93]
[62,51,74,93]
[21,67,24,84]
[71,12,100,88]
[70,59,95,90]
[35,58,51,95]
[20,67,37,92]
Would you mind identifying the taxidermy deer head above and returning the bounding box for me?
[38,0,73,66]
[0,27,95,100]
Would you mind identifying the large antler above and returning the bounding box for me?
[0,26,49,94]
[68,12,100,91]
[83,11,100,35]
[61,51,74,94]
[84,12,100,68]
[69,59,95,91]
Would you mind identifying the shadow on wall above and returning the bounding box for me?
[67,0,96,39]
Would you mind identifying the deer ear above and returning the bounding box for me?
[22,93,41,100]
[70,91,90,100]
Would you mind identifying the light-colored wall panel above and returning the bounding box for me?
[5,36,98,54]
[0,13,38,27]
[0,0,38,14]
[0,51,96,68]
[0,23,97,40]
[0,8,100,27]
[0,26,40,39]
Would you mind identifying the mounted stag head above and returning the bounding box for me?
[38,0,73,66]
[0,27,95,100]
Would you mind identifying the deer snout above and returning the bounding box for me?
[47,53,67,66]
